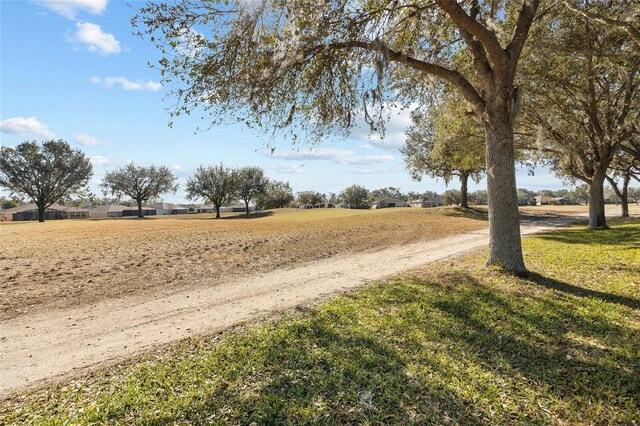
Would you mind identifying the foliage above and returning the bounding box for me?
[339,184,370,208]
[134,0,543,272]
[186,164,237,218]
[235,166,269,214]
[0,197,21,209]
[255,180,295,209]
[403,94,485,185]
[469,189,488,205]
[522,4,640,227]
[4,222,639,424]
[442,189,462,206]
[0,140,92,221]
[101,163,178,218]
[369,187,405,201]
[296,191,325,206]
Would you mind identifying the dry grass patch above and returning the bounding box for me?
[0,207,486,320]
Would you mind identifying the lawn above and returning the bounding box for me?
[2,221,638,425]
[0,207,487,320]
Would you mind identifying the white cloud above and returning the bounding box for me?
[91,76,161,91]
[269,148,354,162]
[274,164,304,174]
[68,22,121,55]
[37,0,108,19]
[0,117,55,139]
[266,148,393,166]
[74,133,107,146]
[350,104,417,150]
[89,155,112,166]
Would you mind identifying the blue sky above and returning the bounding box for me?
[1,0,571,203]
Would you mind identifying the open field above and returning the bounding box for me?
[2,221,638,424]
[0,207,492,321]
[2,205,638,322]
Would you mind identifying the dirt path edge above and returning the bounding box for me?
[0,216,582,397]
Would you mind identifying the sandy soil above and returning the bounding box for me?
[0,208,488,321]
[0,215,584,398]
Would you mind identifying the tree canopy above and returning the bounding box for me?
[135,0,543,274]
[0,140,93,222]
[186,164,237,218]
[403,93,485,208]
[235,166,269,214]
[101,164,178,218]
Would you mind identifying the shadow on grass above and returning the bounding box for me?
[525,272,640,310]
[219,211,274,220]
[441,206,488,221]
[535,224,640,247]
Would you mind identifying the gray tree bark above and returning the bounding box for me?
[483,108,526,275]
[588,168,607,228]
[137,199,144,219]
[460,172,469,209]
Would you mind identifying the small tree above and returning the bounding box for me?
[235,166,268,214]
[296,191,325,207]
[403,95,485,209]
[101,163,178,218]
[339,184,370,209]
[0,140,92,222]
[442,189,462,206]
[605,152,640,217]
[369,187,405,201]
[256,180,294,209]
[186,164,237,218]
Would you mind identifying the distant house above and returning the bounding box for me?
[408,197,443,208]
[89,204,129,218]
[534,195,555,205]
[180,204,216,213]
[149,203,189,215]
[122,206,156,217]
[2,203,89,221]
[371,197,408,209]
[221,203,256,213]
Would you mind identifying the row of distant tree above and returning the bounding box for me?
[0,140,292,221]
[4,140,636,222]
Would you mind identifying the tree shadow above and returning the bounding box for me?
[425,273,640,405]
[219,211,274,220]
[525,272,640,310]
[441,206,488,221]
[535,224,640,247]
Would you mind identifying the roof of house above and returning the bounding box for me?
[90,204,129,213]
[3,203,88,213]
[149,203,188,210]
[375,197,406,204]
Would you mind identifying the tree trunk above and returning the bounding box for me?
[620,175,630,218]
[483,112,527,275]
[245,200,250,215]
[460,172,469,208]
[215,205,221,219]
[137,199,143,218]
[588,168,607,228]
[37,204,45,222]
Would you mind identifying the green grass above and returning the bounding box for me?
[2,222,639,425]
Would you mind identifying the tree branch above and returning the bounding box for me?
[309,41,486,112]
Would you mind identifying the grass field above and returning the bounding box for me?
[0,207,492,320]
[2,220,638,424]
[0,220,640,424]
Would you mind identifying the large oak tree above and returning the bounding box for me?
[135,0,542,274]
[101,164,178,218]
[0,140,92,222]
[522,5,639,228]
[402,93,485,208]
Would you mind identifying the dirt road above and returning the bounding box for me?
[0,216,581,397]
